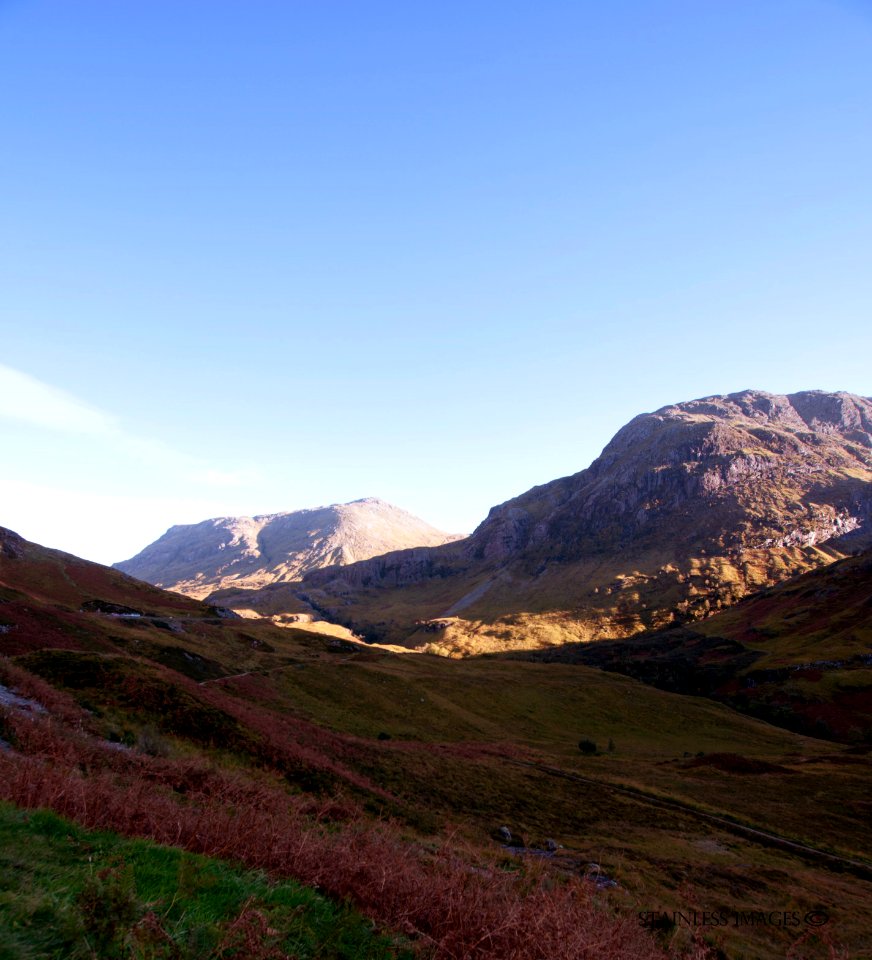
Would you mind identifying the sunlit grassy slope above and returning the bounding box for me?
[295,538,868,657]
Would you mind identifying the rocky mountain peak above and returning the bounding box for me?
[597,390,872,465]
[471,390,872,562]
[115,499,461,600]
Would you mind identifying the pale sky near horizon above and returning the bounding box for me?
[2,0,872,564]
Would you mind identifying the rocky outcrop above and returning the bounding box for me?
[306,544,465,594]
[0,527,26,561]
[486,391,872,563]
[115,498,461,599]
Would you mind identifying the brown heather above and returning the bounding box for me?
[0,698,679,960]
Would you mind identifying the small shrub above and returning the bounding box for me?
[74,863,139,957]
[214,899,290,960]
[577,739,597,755]
[127,911,179,960]
[137,726,170,758]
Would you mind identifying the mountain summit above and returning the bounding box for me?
[301,390,872,652]
[115,498,461,600]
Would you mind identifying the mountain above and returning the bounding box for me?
[114,498,461,600]
[297,390,872,652]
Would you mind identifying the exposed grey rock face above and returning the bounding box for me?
[458,390,872,565]
[114,499,461,599]
[0,527,26,560]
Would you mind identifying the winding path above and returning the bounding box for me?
[505,757,872,882]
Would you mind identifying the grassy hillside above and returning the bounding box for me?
[525,547,872,742]
[297,542,858,654]
[2,528,870,958]
[4,639,869,959]
[0,802,406,959]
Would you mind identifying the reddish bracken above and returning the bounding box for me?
[200,679,393,798]
[0,657,90,728]
[0,705,680,960]
[214,898,293,960]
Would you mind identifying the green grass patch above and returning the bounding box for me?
[274,655,810,759]
[0,801,409,960]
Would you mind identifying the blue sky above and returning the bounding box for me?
[2,0,871,563]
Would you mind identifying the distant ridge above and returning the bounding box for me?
[114,498,461,600]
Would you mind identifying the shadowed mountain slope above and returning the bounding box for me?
[520,543,872,741]
[297,390,872,652]
[115,498,460,600]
